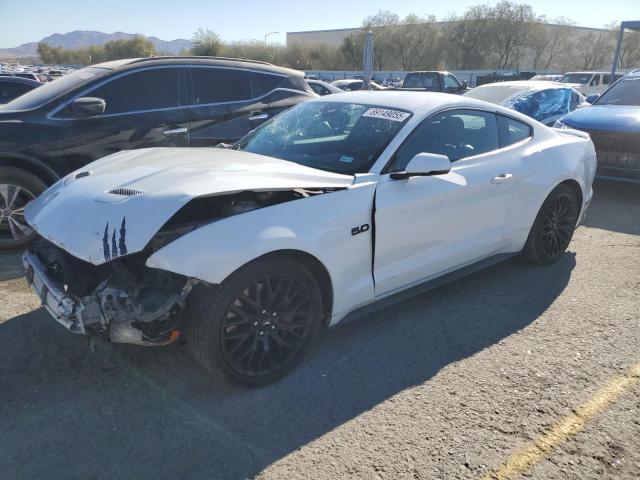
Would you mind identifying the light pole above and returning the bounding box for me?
[264,31,279,48]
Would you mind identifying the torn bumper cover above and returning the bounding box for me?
[22,247,195,346]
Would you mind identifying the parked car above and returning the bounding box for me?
[464,81,586,126]
[559,71,624,96]
[529,74,562,82]
[0,72,42,82]
[395,71,469,94]
[0,56,314,249]
[331,79,385,91]
[555,69,640,182]
[0,77,41,104]
[306,79,342,96]
[23,91,595,385]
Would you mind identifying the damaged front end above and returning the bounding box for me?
[23,239,195,346]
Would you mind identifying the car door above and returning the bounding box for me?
[186,66,286,146]
[373,109,521,296]
[58,66,189,169]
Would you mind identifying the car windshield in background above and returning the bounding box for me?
[235,101,411,174]
[595,76,640,106]
[402,73,439,89]
[560,73,592,84]
[1,67,109,111]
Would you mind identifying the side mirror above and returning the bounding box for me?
[71,97,105,118]
[390,153,451,180]
[585,94,599,104]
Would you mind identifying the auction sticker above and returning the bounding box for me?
[363,108,410,122]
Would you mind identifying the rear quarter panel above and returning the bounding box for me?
[502,127,596,250]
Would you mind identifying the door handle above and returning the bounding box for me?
[162,127,188,137]
[491,173,514,184]
[249,113,269,121]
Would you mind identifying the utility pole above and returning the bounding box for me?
[264,31,279,48]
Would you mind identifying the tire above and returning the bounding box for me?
[521,184,579,265]
[0,167,47,251]
[185,255,324,386]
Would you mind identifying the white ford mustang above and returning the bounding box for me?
[23,91,596,385]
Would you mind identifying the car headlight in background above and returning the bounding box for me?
[553,120,570,129]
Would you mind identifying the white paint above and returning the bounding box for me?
[25,91,597,326]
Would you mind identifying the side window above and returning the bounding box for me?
[90,68,180,115]
[251,72,285,97]
[444,75,460,90]
[0,82,32,103]
[388,109,499,171]
[497,115,532,148]
[190,67,251,104]
[308,82,328,96]
[590,75,600,86]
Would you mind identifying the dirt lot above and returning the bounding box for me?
[0,180,638,480]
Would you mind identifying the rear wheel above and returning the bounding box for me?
[522,184,579,265]
[186,256,323,386]
[0,167,46,250]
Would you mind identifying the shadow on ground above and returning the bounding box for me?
[584,179,640,236]
[0,179,634,479]
[0,254,575,480]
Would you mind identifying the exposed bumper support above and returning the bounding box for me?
[23,250,194,345]
[23,252,86,334]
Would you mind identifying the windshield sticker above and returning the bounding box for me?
[363,108,410,122]
[77,71,96,80]
[339,155,354,163]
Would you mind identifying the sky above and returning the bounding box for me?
[0,0,636,48]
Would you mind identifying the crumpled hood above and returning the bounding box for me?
[561,105,640,132]
[26,147,354,264]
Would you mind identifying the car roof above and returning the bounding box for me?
[307,90,526,118]
[91,56,301,77]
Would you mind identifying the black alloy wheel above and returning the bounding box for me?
[540,192,577,258]
[186,256,323,386]
[221,273,315,378]
[522,183,579,265]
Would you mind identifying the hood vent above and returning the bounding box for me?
[108,188,142,197]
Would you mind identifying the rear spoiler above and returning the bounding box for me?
[556,128,590,139]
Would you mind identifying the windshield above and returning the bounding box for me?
[1,67,109,110]
[595,76,640,106]
[560,73,593,85]
[402,73,439,89]
[235,101,411,174]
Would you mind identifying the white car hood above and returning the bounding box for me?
[26,147,354,265]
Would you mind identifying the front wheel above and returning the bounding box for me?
[186,256,324,386]
[521,184,579,265]
[0,167,47,251]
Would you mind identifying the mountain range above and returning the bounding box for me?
[0,31,192,58]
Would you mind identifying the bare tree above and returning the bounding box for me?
[442,5,494,69]
[489,1,536,69]
[571,30,613,69]
[389,15,441,71]
[528,17,575,69]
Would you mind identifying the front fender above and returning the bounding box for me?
[146,183,378,318]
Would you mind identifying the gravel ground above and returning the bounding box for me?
[0,180,638,480]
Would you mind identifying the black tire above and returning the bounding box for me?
[185,255,324,386]
[0,167,47,251]
[521,184,579,265]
